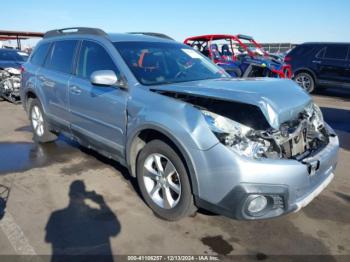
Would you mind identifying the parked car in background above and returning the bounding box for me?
[285,42,350,93]
[0,48,28,103]
[21,27,338,221]
[184,34,292,78]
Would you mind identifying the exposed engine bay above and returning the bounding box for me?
[248,103,329,160]
[154,90,330,161]
[0,67,21,104]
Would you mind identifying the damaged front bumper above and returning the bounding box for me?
[193,125,339,220]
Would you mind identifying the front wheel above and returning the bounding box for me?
[136,140,196,221]
[28,98,57,143]
[294,72,315,93]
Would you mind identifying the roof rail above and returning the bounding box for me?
[44,27,107,38]
[128,32,174,40]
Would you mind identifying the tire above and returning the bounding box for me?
[294,72,315,93]
[28,98,57,143]
[136,140,197,221]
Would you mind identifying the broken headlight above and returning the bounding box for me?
[202,110,269,159]
[305,103,324,130]
[312,103,324,129]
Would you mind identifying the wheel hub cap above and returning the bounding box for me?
[295,74,312,91]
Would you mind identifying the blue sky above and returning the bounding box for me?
[1,0,349,43]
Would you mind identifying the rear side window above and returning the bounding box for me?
[289,45,314,57]
[76,41,118,79]
[324,45,348,60]
[30,43,50,66]
[45,40,78,74]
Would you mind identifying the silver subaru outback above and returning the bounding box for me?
[21,28,339,221]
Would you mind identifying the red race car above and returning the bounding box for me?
[184,34,292,78]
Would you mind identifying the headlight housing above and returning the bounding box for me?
[201,110,270,159]
[305,103,324,130]
[312,103,324,129]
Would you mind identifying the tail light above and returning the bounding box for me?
[20,65,25,74]
[284,56,292,62]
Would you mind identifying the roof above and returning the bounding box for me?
[108,33,175,43]
[301,42,350,45]
[41,28,175,43]
[128,32,174,40]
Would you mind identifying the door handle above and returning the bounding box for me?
[312,60,322,64]
[70,86,82,95]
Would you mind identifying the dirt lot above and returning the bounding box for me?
[0,87,349,261]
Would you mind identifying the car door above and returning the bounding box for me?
[69,40,128,160]
[315,44,349,83]
[36,40,78,125]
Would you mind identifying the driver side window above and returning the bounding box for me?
[76,41,119,79]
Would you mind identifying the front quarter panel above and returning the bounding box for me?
[126,86,220,196]
[126,86,219,152]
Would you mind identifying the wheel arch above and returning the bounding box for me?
[293,68,317,84]
[126,125,199,196]
[23,89,38,112]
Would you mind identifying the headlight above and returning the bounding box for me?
[306,103,324,130]
[201,110,269,159]
[312,104,324,129]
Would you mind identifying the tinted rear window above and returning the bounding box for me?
[289,45,315,57]
[324,45,348,60]
[30,43,51,66]
[45,40,78,74]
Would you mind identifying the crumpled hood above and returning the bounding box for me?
[151,78,312,129]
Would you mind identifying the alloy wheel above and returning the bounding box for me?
[31,105,44,137]
[143,153,181,209]
[295,73,313,92]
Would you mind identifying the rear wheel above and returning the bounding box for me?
[136,140,196,221]
[294,72,315,93]
[28,98,57,143]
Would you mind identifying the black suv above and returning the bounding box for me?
[285,43,350,92]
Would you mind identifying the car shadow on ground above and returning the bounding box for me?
[321,106,350,151]
[45,180,120,262]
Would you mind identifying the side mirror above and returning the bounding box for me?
[90,70,122,87]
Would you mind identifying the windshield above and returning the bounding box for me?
[114,42,229,85]
[0,50,28,62]
[236,38,266,56]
